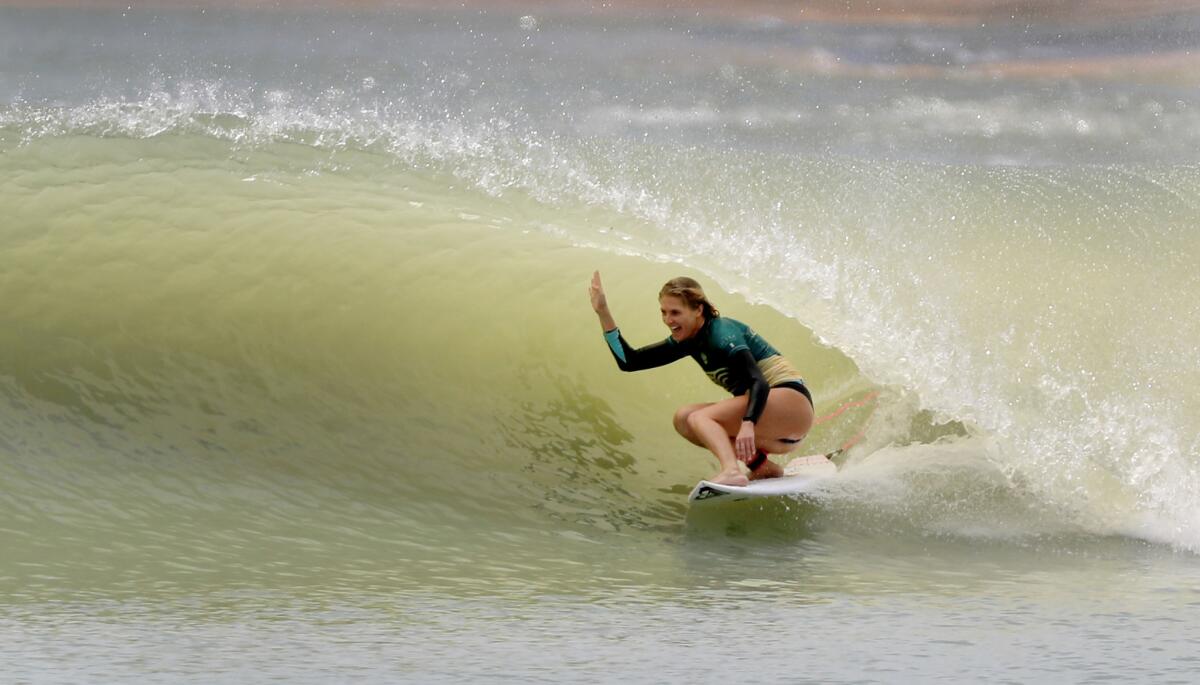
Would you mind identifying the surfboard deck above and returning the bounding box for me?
[687,454,837,504]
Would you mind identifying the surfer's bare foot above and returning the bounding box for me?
[748,459,784,481]
[709,468,749,486]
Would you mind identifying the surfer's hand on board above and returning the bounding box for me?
[735,420,756,463]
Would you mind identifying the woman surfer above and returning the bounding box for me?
[588,271,815,486]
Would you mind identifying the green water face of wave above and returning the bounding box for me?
[2,120,1199,602]
[1,132,901,600]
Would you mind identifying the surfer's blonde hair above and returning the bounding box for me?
[659,277,719,320]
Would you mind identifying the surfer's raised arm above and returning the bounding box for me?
[590,271,688,373]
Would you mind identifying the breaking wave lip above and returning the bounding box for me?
[2,84,415,149]
[7,76,1200,164]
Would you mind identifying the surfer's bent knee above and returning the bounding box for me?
[673,402,714,439]
[672,406,692,437]
[672,405,700,441]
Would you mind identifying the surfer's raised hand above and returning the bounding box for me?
[589,271,619,332]
[588,270,608,313]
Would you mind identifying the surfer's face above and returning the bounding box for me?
[660,295,704,342]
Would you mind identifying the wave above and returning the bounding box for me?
[2,87,1199,555]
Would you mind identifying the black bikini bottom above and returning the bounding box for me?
[773,380,813,409]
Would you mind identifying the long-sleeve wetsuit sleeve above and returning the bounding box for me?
[733,347,771,424]
[602,328,688,372]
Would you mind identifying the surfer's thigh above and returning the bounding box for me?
[685,395,752,437]
[673,402,717,442]
[755,387,815,452]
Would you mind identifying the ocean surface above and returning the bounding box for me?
[3,2,1200,682]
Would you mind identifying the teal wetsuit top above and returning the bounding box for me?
[602,316,807,424]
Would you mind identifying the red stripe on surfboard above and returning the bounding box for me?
[813,391,880,458]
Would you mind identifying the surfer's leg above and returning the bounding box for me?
[680,402,779,481]
[747,452,785,480]
[672,402,714,447]
[684,396,753,486]
[683,387,815,485]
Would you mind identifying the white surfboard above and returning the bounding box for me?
[687,454,837,504]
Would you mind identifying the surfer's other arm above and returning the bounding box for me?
[601,329,685,372]
[731,347,771,424]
